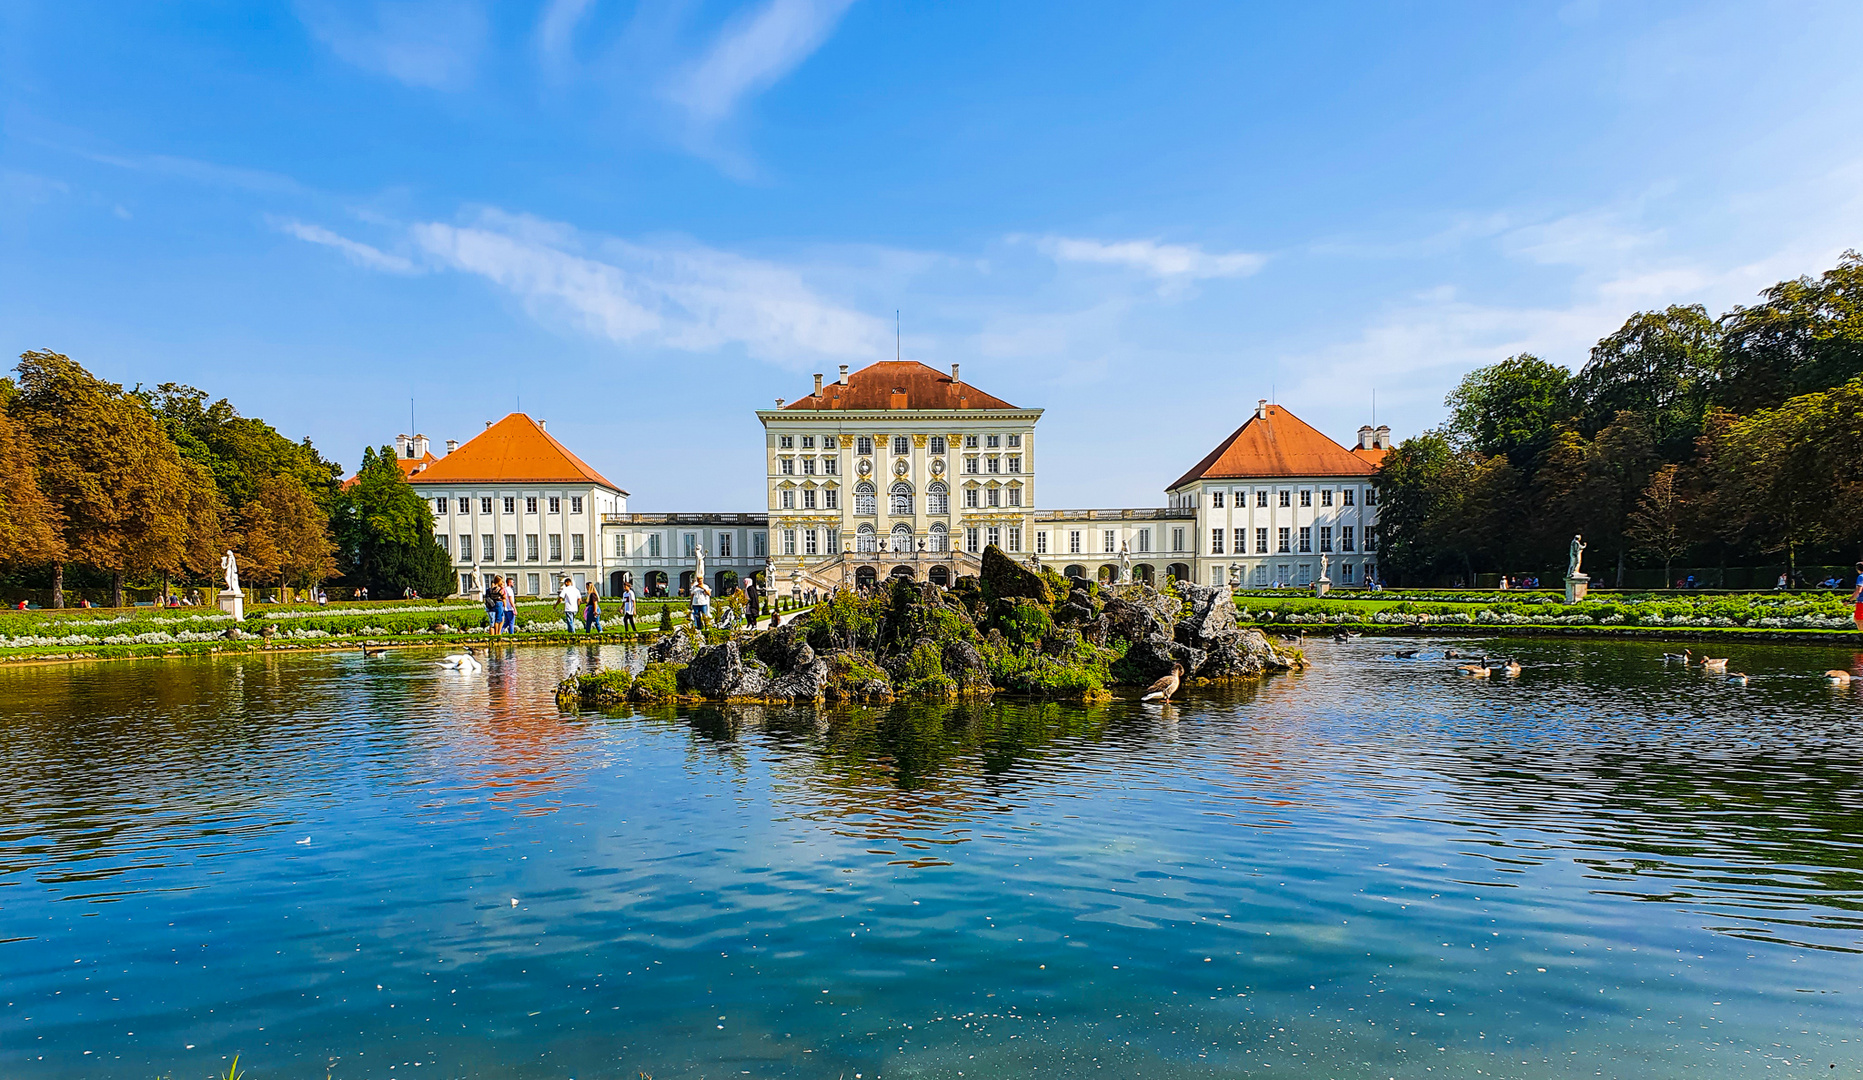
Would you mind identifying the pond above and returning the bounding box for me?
[2,636,1861,1078]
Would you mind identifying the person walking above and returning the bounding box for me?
[502,577,517,634]
[691,580,712,631]
[620,580,638,634]
[582,586,603,633]
[744,575,761,627]
[556,577,581,634]
[485,575,504,636]
[1851,562,1863,631]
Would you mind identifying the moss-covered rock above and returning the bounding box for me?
[826,651,894,702]
[980,544,1053,605]
[631,662,684,702]
[557,669,635,707]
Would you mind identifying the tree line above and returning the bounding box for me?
[1,351,454,607]
[1374,252,1863,586]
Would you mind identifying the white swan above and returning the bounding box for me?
[440,647,481,673]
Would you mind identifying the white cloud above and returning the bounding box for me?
[536,0,595,74]
[1036,236,1267,283]
[298,0,488,90]
[665,0,857,126]
[277,219,419,273]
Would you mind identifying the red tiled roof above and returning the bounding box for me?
[782,361,1016,411]
[1350,445,1391,468]
[1169,405,1377,489]
[409,414,625,491]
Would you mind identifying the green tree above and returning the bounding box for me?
[0,404,62,567]
[1442,354,1576,471]
[333,446,453,599]
[142,383,343,513]
[1538,413,1657,587]
[1573,304,1722,458]
[1718,251,1863,411]
[1713,380,1863,578]
[1627,463,1692,584]
[238,474,337,599]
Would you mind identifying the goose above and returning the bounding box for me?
[1444,649,1464,660]
[1726,673,1749,686]
[362,645,388,658]
[1141,663,1184,702]
[1825,670,1852,684]
[1661,648,1691,663]
[440,647,482,673]
[1456,656,1492,678]
[1392,649,1419,659]
[1499,658,1522,678]
[1698,656,1728,673]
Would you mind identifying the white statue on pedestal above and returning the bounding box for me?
[220,550,241,594]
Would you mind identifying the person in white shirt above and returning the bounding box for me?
[556,578,581,633]
[691,581,712,630]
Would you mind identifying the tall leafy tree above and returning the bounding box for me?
[0,401,62,567]
[238,474,338,599]
[1573,304,1722,458]
[143,383,342,512]
[1713,380,1863,577]
[334,446,454,599]
[1442,354,1576,471]
[1627,464,1693,584]
[1718,251,1863,412]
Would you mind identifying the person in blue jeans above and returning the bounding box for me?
[557,578,581,633]
[582,588,603,633]
[502,578,517,633]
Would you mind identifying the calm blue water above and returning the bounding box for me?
[2,637,1861,1078]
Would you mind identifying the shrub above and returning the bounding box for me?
[632,662,683,701]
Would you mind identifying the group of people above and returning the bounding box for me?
[685,575,791,632]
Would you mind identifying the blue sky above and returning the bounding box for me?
[5,1,1863,510]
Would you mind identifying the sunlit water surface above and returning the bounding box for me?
[3,637,1862,1078]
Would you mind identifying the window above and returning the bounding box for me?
[1103,530,1116,553]
[461,534,474,561]
[501,497,513,514]
[1211,491,1225,508]
[1069,530,1082,554]
[823,488,839,509]
[930,435,946,455]
[890,483,913,515]
[1256,490,1268,508]
[783,529,797,555]
[890,525,913,553]
[823,457,837,475]
[1366,529,1378,551]
[892,435,910,456]
[1277,527,1291,553]
[549,534,562,561]
[571,534,585,561]
[855,482,876,515]
[804,529,818,556]
[526,573,540,596]
[1172,527,1185,552]
[1343,488,1356,507]
[1007,487,1021,507]
[1298,526,1312,552]
[856,525,876,553]
[526,534,540,561]
[1210,529,1224,554]
[1279,490,1291,508]
[964,456,979,474]
[1007,526,1021,552]
[501,534,514,560]
[987,525,1001,548]
[434,498,447,515]
[987,456,999,473]
[719,534,731,557]
[1342,526,1355,552]
[927,482,948,514]
[780,489,794,510]
[1300,490,1312,508]
[1341,562,1355,583]
[964,487,979,508]
[824,436,838,450]
[614,534,626,557]
[648,534,661,557]
[526,497,538,514]
[1007,434,1021,447]
[1036,531,1049,554]
[1256,527,1268,554]
[1320,489,1333,507]
[683,534,697,557]
[856,436,873,456]
[982,434,996,448]
[436,534,450,556]
[753,532,766,556]
[801,435,814,449]
[1234,528,1245,554]
[964,435,979,449]
[1137,528,1151,553]
[458,498,471,514]
[802,488,816,509]
[779,435,794,449]
[827,531,840,554]
[1007,455,1020,473]
[484,497,496,515]
[801,458,815,475]
[965,527,980,553]
[1253,565,1269,586]
[548,496,561,513]
[1319,526,1332,552]
[929,523,948,552]
[571,496,583,514]
[1366,487,1379,506]
[780,458,795,475]
[986,487,1000,508]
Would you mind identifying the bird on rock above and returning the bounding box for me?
[1142,663,1184,702]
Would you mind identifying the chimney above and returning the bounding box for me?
[776,398,786,408]
[538,419,547,431]
[951,363,961,382]
[445,439,458,456]
[412,434,430,459]
[838,364,849,385]
[1375,424,1391,449]
[395,433,412,458]
[889,388,909,409]
[1255,399,1268,420]
[1357,424,1375,450]
[484,420,492,430]
[813,373,824,396]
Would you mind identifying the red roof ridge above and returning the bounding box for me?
[1169,404,1377,489]
[780,360,1018,411]
[408,413,626,491]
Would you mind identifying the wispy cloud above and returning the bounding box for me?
[665,0,857,127]
[1034,236,1267,291]
[276,218,419,273]
[298,0,489,90]
[536,0,596,75]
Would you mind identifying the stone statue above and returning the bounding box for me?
[695,543,706,590]
[1119,540,1131,576]
[1567,534,1587,578]
[220,550,240,594]
[1228,564,1241,587]
[1320,552,1330,579]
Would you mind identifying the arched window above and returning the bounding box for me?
[927,522,947,553]
[926,482,948,515]
[889,524,913,553]
[889,482,913,516]
[854,482,876,516]
[856,523,877,553]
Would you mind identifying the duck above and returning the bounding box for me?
[1499,658,1522,678]
[1392,649,1419,659]
[1825,669,1852,684]
[1444,649,1464,660]
[1456,656,1492,678]
[1141,663,1184,702]
[362,645,388,658]
[1726,673,1749,686]
[1662,648,1691,663]
[440,647,482,673]
[1698,656,1728,673]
